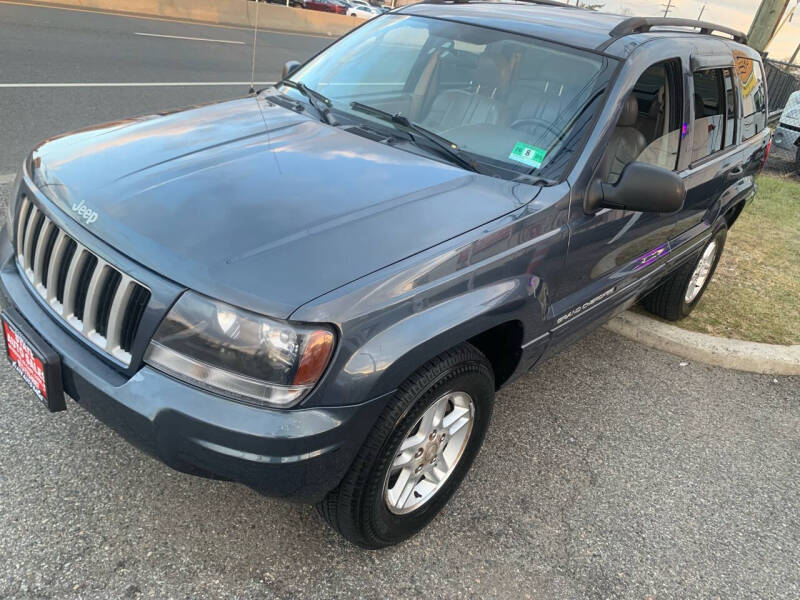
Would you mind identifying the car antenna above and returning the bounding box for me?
[249,0,261,94]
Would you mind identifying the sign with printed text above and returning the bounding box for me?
[2,311,65,411]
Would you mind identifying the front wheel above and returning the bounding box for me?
[317,343,495,548]
[642,225,727,321]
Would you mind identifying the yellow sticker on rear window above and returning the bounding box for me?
[508,142,546,169]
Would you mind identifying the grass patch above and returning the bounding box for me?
[672,174,800,345]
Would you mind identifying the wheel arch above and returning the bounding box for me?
[336,280,534,405]
[722,199,746,229]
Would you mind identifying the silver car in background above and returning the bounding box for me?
[773,90,800,167]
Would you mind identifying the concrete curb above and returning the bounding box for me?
[605,311,800,376]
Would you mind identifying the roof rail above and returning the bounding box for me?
[605,17,748,46]
[420,0,575,7]
[508,0,576,6]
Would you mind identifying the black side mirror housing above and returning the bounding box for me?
[282,60,301,80]
[587,162,686,214]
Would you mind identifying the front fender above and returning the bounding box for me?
[338,278,528,403]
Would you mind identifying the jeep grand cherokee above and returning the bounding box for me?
[0,2,770,547]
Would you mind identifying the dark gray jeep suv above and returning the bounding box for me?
[1,2,771,547]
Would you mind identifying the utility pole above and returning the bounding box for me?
[747,0,790,52]
[662,0,674,17]
[791,41,800,64]
[697,4,706,20]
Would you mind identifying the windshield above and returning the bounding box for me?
[279,14,617,180]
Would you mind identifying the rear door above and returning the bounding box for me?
[671,65,741,241]
[670,53,769,262]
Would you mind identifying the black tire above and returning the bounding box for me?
[795,145,800,173]
[317,343,495,548]
[642,225,727,321]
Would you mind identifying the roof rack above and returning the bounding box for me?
[606,17,748,45]
[421,0,575,7]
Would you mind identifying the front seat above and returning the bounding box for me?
[599,95,647,184]
[420,53,507,131]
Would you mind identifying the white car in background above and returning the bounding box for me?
[773,90,800,169]
[347,1,382,18]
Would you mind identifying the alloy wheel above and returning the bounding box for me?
[383,391,475,515]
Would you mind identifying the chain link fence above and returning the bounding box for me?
[765,59,800,122]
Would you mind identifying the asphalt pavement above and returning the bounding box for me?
[0,0,330,174]
[0,3,799,598]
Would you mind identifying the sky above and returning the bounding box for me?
[604,0,800,61]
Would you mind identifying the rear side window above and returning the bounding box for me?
[691,68,735,162]
[724,70,737,147]
[736,55,768,139]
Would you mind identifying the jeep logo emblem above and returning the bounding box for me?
[71,200,98,225]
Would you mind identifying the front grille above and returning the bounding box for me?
[15,195,150,366]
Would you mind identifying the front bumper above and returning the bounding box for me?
[0,225,389,503]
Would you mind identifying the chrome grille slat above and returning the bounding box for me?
[22,205,40,274]
[62,245,90,325]
[82,261,110,336]
[33,218,55,290]
[106,276,136,363]
[46,231,70,307]
[16,196,30,258]
[14,198,150,367]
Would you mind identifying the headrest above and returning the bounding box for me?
[475,53,509,97]
[648,85,665,118]
[618,94,639,127]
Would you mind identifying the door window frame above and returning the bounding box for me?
[687,65,740,168]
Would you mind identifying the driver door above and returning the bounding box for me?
[549,58,686,350]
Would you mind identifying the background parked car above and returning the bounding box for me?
[773,90,800,171]
[305,0,346,13]
[261,0,306,7]
[348,3,382,18]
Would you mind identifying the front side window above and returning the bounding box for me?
[691,68,735,162]
[736,54,768,140]
[600,59,683,184]
[279,15,617,180]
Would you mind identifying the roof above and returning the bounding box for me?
[398,3,626,52]
[396,2,755,59]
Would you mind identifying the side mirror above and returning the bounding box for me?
[587,162,685,213]
[282,60,301,80]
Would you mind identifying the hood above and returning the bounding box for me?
[30,96,538,318]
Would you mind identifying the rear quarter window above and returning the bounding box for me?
[735,54,768,140]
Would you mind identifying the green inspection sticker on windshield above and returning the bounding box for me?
[508,142,546,169]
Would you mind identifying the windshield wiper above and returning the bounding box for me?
[278,80,338,126]
[349,102,480,173]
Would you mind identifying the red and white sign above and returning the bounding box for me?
[4,320,48,400]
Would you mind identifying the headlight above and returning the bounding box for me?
[144,292,335,408]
